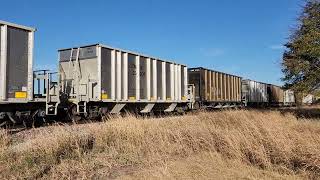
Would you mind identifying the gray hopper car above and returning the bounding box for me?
[242,79,269,106]
[58,44,191,117]
[0,20,56,125]
[284,89,295,106]
[188,67,242,109]
[0,20,35,102]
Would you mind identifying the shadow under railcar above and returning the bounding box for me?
[277,106,320,119]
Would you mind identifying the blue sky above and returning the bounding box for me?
[1,0,303,85]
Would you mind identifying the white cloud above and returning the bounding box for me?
[200,48,225,57]
[269,45,285,50]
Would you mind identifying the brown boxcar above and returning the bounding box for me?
[188,67,242,108]
[267,84,284,106]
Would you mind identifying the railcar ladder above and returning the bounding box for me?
[187,84,195,109]
[73,47,88,115]
[45,72,60,116]
[33,70,59,116]
[67,48,74,94]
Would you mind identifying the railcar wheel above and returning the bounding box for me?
[67,105,82,123]
[86,106,101,120]
[193,102,201,110]
[99,107,110,121]
[22,118,34,128]
[175,106,187,115]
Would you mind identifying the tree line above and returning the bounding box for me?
[282,0,320,102]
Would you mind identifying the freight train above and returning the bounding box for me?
[0,20,295,126]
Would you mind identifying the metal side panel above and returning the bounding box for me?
[231,76,234,101]
[81,59,99,100]
[122,53,128,100]
[188,69,200,101]
[111,50,116,100]
[178,65,181,101]
[151,59,157,100]
[97,46,101,101]
[228,75,231,101]
[234,76,238,101]
[71,59,98,97]
[211,71,215,100]
[239,77,242,101]
[203,69,207,101]
[170,63,174,100]
[219,72,222,100]
[225,74,229,101]
[236,77,239,101]
[165,63,171,100]
[176,65,179,101]
[228,75,232,101]
[139,56,147,100]
[101,48,112,100]
[238,77,241,101]
[156,60,163,100]
[223,73,227,101]
[0,25,7,100]
[127,53,137,100]
[146,58,151,100]
[27,31,34,101]
[183,66,187,100]
[116,51,122,100]
[215,72,219,100]
[207,70,211,101]
[173,65,177,101]
[162,62,166,100]
[135,55,140,100]
[232,76,235,101]
[230,76,234,101]
[6,26,29,100]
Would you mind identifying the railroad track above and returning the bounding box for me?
[2,106,305,133]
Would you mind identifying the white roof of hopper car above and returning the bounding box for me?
[58,43,187,66]
[0,20,36,32]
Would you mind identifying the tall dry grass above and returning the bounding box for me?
[0,110,320,179]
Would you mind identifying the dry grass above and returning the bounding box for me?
[0,110,320,179]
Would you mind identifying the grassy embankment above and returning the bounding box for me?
[0,109,320,179]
